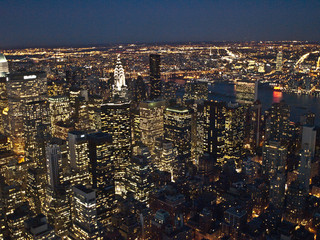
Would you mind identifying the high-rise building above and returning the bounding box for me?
[6,72,47,155]
[266,100,290,144]
[164,106,193,162]
[46,143,63,190]
[133,76,147,105]
[87,132,114,226]
[276,51,283,72]
[163,80,177,101]
[0,53,9,77]
[71,185,102,240]
[67,131,90,185]
[269,172,286,209]
[235,80,258,105]
[0,77,8,134]
[301,125,316,157]
[183,79,208,102]
[101,102,131,195]
[224,102,245,170]
[247,100,262,149]
[24,100,50,168]
[203,101,226,165]
[125,155,154,204]
[149,54,162,99]
[48,96,70,135]
[140,100,165,153]
[154,138,177,179]
[298,144,312,191]
[262,141,287,180]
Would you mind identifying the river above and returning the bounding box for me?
[208,83,320,126]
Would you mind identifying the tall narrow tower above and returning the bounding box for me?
[149,54,162,100]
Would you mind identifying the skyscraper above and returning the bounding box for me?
[183,79,208,102]
[0,53,9,77]
[203,101,226,165]
[67,131,90,185]
[149,54,162,99]
[224,102,245,170]
[24,100,50,168]
[125,155,154,204]
[6,72,47,155]
[164,106,193,162]
[101,102,131,195]
[266,100,290,144]
[262,141,287,180]
[71,185,101,240]
[276,51,283,72]
[235,80,258,105]
[140,100,165,153]
[88,132,114,226]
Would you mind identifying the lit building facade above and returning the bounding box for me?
[164,106,193,162]
[140,100,165,153]
[6,72,47,155]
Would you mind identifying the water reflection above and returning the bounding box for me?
[272,91,283,103]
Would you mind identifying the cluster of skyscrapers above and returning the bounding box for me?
[0,50,319,240]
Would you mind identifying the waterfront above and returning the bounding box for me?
[209,82,320,125]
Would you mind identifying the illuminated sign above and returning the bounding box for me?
[24,75,37,80]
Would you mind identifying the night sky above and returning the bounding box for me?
[1,0,320,48]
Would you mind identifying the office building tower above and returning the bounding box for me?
[298,144,312,191]
[24,100,50,168]
[24,214,58,239]
[235,80,258,105]
[88,132,113,188]
[276,51,283,72]
[88,132,114,226]
[192,102,205,163]
[43,185,71,238]
[149,54,162,99]
[300,111,315,126]
[67,131,90,185]
[140,100,165,153]
[163,80,177,100]
[27,167,46,214]
[75,96,90,131]
[0,53,9,77]
[164,106,193,162]
[46,144,63,190]
[125,155,154,204]
[6,72,47,155]
[101,102,131,195]
[88,95,103,131]
[269,172,286,209]
[71,185,102,240]
[183,79,208,102]
[285,180,306,223]
[262,141,287,180]
[0,77,8,134]
[203,101,226,165]
[301,125,316,157]
[154,138,177,179]
[48,96,70,135]
[266,100,290,144]
[224,102,245,170]
[133,76,147,105]
[247,100,262,149]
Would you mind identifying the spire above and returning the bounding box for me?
[114,54,126,91]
